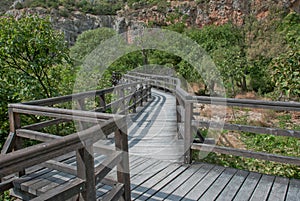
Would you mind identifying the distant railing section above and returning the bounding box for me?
[0,81,151,200]
[124,72,300,166]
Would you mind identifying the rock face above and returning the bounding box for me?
[4,0,300,44]
[119,0,299,28]
[6,7,120,45]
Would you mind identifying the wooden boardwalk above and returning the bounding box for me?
[4,87,300,200]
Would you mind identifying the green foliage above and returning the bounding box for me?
[249,59,274,94]
[269,12,300,100]
[0,15,74,149]
[70,27,117,64]
[0,15,71,98]
[270,50,300,100]
[0,190,11,201]
[183,24,245,94]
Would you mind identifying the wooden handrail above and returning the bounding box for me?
[23,82,144,106]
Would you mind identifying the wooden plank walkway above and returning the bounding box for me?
[125,155,300,201]
[10,88,300,200]
[127,89,184,162]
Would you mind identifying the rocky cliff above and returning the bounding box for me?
[4,0,300,45]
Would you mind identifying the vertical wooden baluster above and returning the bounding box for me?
[115,126,131,201]
[133,91,137,113]
[176,96,183,139]
[139,87,143,107]
[147,83,152,99]
[184,100,193,164]
[77,98,87,131]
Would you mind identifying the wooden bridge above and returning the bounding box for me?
[0,72,300,200]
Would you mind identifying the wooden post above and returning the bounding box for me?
[147,84,152,99]
[76,141,96,201]
[120,87,125,114]
[6,107,25,176]
[139,87,143,107]
[115,126,131,201]
[142,86,147,103]
[133,92,137,113]
[176,96,183,139]
[184,100,193,164]
[99,94,106,112]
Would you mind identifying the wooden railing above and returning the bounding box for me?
[0,82,151,200]
[124,72,300,165]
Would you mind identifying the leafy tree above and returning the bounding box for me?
[184,24,244,95]
[71,27,120,89]
[242,4,287,94]
[270,12,300,100]
[70,27,117,64]
[0,15,70,98]
[0,15,73,149]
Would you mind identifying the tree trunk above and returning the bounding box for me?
[241,75,247,92]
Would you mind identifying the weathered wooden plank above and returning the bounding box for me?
[268,176,289,201]
[249,174,275,201]
[13,168,54,190]
[0,177,14,192]
[150,165,198,200]
[10,103,120,120]
[137,166,187,200]
[286,179,300,201]
[130,160,169,188]
[193,120,300,138]
[233,172,261,201]
[94,151,123,184]
[0,132,16,155]
[101,183,124,201]
[25,153,79,193]
[12,108,107,124]
[22,119,68,131]
[10,187,36,200]
[164,163,214,201]
[21,170,61,195]
[23,82,142,106]
[16,129,61,142]
[93,144,116,156]
[183,165,226,200]
[36,172,76,196]
[76,146,96,201]
[115,127,131,201]
[191,95,300,111]
[130,158,161,178]
[192,143,300,166]
[31,178,85,201]
[131,164,180,200]
[200,168,237,200]
[40,160,77,175]
[216,170,249,201]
